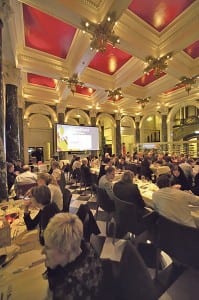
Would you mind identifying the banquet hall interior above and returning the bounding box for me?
[0,0,199,299]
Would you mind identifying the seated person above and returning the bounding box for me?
[37,173,63,211]
[15,164,37,184]
[113,171,146,218]
[98,166,119,202]
[117,157,129,171]
[152,175,199,228]
[80,158,92,186]
[7,162,16,194]
[191,173,199,196]
[43,213,103,299]
[23,185,60,245]
[171,165,191,190]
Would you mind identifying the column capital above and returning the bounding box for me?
[3,63,21,86]
[158,106,169,115]
[134,116,141,123]
[56,103,65,114]
[115,113,121,121]
[89,109,97,118]
[0,0,13,23]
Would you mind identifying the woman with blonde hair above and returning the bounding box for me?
[43,213,103,299]
[37,173,63,211]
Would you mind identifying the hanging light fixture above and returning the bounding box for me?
[176,75,199,95]
[81,12,120,53]
[105,88,123,102]
[60,74,84,95]
[136,97,151,108]
[144,52,173,77]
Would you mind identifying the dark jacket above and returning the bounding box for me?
[24,202,60,245]
[47,241,103,300]
[113,181,145,210]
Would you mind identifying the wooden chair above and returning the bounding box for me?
[62,188,72,212]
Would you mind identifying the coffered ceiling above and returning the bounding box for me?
[4,0,199,117]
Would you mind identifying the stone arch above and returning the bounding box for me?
[29,114,52,128]
[96,113,116,127]
[65,109,90,125]
[24,103,57,123]
[121,115,135,129]
[139,113,162,143]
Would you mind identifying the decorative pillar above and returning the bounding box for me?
[135,116,141,145]
[89,109,97,156]
[0,18,7,201]
[100,121,105,155]
[115,113,121,156]
[5,84,20,162]
[57,106,65,160]
[161,114,168,142]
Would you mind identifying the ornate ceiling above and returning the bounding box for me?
[3,0,199,117]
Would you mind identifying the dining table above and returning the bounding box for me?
[0,199,48,300]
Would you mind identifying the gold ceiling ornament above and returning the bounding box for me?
[60,73,85,95]
[105,87,123,102]
[143,52,173,77]
[176,75,199,95]
[136,97,151,108]
[81,12,120,53]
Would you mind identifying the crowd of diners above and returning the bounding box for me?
[3,149,199,298]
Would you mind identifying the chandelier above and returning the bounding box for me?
[176,75,199,95]
[81,12,120,52]
[61,74,84,95]
[144,52,173,77]
[106,88,123,102]
[136,97,151,108]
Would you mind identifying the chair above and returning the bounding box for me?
[62,188,72,212]
[76,203,100,241]
[79,167,92,195]
[155,215,199,278]
[118,241,158,300]
[57,171,67,194]
[95,186,115,235]
[112,198,156,244]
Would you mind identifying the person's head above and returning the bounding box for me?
[16,159,22,167]
[171,165,182,177]
[37,173,50,186]
[31,185,51,208]
[121,170,134,184]
[7,162,14,173]
[43,213,83,269]
[156,174,171,189]
[23,165,30,172]
[51,161,60,170]
[105,166,115,181]
[82,158,88,165]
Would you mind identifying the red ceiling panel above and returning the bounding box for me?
[163,85,183,94]
[184,40,199,59]
[75,85,96,96]
[128,0,196,32]
[27,73,56,88]
[23,4,76,58]
[88,44,132,75]
[133,70,166,86]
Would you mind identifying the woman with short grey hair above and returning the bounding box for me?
[43,213,103,300]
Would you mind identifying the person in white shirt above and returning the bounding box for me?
[152,174,199,228]
[15,165,37,184]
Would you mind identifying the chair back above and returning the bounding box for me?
[96,186,115,213]
[155,215,199,268]
[114,198,145,236]
[119,241,158,300]
[57,171,66,194]
[62,188,72,212]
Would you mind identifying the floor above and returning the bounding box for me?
[67,182,199,300]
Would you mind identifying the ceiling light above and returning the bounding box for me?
[176,75,199,95]
[144,52,172,77]
[105,88,123,102]
[60,73,85,95]
[136,97,151,108]
[81,12,120,53]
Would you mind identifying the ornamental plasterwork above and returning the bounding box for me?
[3,63,21,86]
[80,0,103,9]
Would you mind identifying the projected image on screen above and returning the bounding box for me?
[56,124,99,151]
